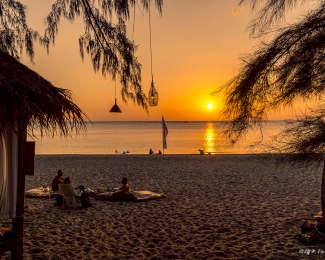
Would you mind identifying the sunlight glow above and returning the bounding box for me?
[207,103,213,109]
[202,123,217,154]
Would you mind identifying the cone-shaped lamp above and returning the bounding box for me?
[109,98,122,112]
[109,80,122,113]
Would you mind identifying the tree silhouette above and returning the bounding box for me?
[0,0,49,61]
[215,0,325,231]
[215,0,325,159]
[0,0,163,110]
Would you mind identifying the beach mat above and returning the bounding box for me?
[132,190,166,202]
[25,186,95,198]
[25,187,52,198]
[95,190,166,202]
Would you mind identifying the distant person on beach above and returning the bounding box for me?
[158,150,162,154]
[51,170,64,192]
[149,148,154,154]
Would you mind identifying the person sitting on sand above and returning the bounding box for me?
[149,148,154,154]
[51,170,64,192]
[59,177,81,199]
[119,177,131,193]
[104,177,137,201]
[118,177,137,201]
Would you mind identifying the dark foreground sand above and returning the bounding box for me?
[1,154,324,259]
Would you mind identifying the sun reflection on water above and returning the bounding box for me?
[202,122,217,154]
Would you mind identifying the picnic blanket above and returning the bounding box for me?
[25,187,52,198]
[25,186,95,198]
[95,190,166,202]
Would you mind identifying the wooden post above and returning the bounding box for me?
[321,160,325,232]
[11,125,27,259]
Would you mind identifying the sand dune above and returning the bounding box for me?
[1,154,324,259]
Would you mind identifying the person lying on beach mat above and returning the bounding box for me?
[95,177,166,202]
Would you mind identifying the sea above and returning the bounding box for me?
[27,121,285,155]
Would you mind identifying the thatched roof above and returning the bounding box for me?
[0,50,87,137]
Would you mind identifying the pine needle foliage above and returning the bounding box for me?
[44,0,163,110]
[0,0,49,61]
[0,0,163,110]
[275,109,325,162]
[215,0,325,161]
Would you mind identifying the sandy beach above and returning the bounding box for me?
[0,154,324,259]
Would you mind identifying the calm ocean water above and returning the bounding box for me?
[28,121,284,155]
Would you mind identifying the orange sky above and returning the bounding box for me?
[19,0,310,121]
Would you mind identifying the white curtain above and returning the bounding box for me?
[0,129,18,220]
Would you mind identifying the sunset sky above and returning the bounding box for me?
[20,0,310,121]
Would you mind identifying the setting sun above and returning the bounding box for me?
[207,103,213,109]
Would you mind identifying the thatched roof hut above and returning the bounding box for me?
[0,50,87,136]
[0,50,87,259]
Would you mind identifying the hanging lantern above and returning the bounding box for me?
[148,77,159,107]
[109,98,122,112]
[109,81,122,113]
[147,2,159,107]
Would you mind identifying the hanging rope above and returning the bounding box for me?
[149,1,153,78]
[115,80,117,99]
[132,3,135,39]
[109,80,122,113]
[148,0,159,107]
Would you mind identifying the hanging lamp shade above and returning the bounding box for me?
[148,77,159,107]
[110,80,122,113]
[109,98,122,113]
